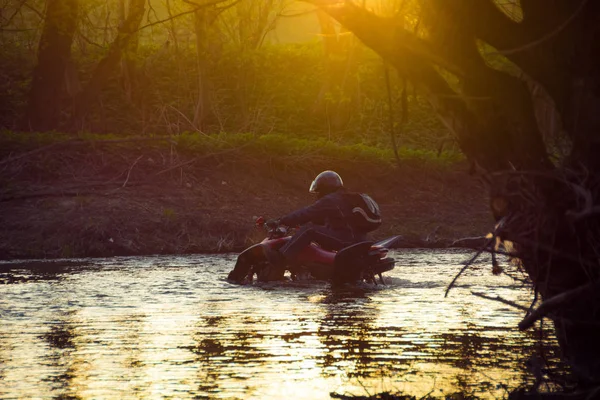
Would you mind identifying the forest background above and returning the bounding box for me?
[0,0,491,259]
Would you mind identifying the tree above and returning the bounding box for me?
[70,0,146,128]
[23,0,78,131]
[308,0,600,388]
[185,0,223,131]
[313,9,359,133]
[218,0,291,127]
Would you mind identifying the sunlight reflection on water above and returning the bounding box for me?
[0,249,558,399]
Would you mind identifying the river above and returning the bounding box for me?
[0,249,557,399]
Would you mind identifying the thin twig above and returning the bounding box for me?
[166,104,208,133]
[23,2,44,19]
[76,31,105,49]
[444,238,493,298]
[486,0,589,57]
[383,62,401,167]
[1,0,27,29]
[122,155,144,188]
[136,0,237,32]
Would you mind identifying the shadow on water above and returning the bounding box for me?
[314,284,561,398]
[316,286,386,379]
[0,260,96,284]
[39,312,84,400]
[315,288,507,398]
[188,314,274,394]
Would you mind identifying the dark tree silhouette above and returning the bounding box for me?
[308,0,600,389]
[23,0,78,131]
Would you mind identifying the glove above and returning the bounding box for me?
[265,219,280,228]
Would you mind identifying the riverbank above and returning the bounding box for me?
[0,132,493,260]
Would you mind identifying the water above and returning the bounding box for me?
[0,249,556,399]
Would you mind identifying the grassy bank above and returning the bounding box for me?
[0,131,492,260]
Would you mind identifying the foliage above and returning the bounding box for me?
[0,31,449,153]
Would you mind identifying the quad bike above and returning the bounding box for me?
[226,217,399,285]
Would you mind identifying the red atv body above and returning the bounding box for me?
[226,219,398,284]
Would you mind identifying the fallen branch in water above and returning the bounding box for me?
[444,238,493,297]
[471,291,529,312]
[445,217,507,297]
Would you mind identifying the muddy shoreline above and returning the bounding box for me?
[0,136,493,260]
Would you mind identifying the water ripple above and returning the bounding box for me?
[0,249,558,399]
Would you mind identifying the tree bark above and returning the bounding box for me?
[23,0,78,131]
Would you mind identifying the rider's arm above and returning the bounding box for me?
[279,196,335,227]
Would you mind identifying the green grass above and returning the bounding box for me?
[175,132,464,165]
[0,130,464,167]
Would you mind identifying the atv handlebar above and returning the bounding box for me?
[255,216,281,229]
[255,216,290,239]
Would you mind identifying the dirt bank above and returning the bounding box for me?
[0,134,493,260]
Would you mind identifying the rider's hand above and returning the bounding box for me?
[265,219,280,228]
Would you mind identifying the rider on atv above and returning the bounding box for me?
[270,170,382,267]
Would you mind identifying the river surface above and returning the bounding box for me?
[0,249,557,399]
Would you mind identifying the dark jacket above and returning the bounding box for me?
[279,188,367,243]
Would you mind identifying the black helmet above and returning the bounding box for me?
[309,170,343,195]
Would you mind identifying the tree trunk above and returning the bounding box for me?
[23,0,78,131]
[119,0,142,103]
[192,6,217,131]
[70,0,145,129]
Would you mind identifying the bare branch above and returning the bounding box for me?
[122,155,144,188]
[494,0,588,57]
[444,237,494,297]
[76,30,105,49]
[1,0,27,28]
[136,0,237,32]
[22,1,43,19]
